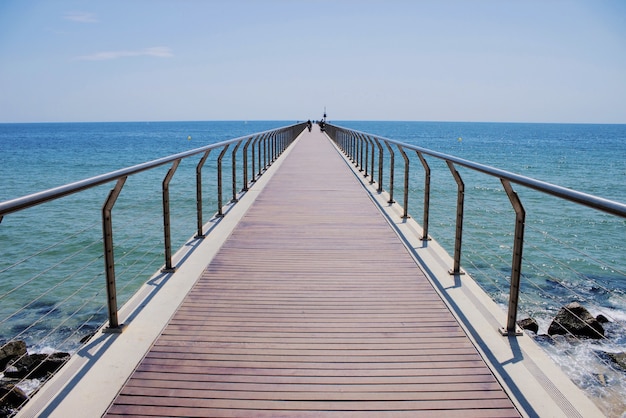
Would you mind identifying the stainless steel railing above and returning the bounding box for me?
[325,123,626,335]
[0,122,306,331]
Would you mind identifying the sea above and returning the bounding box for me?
[1,121,625,415]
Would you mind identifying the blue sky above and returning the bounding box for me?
[1,0,625,123]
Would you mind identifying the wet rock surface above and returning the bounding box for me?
[517,317,539,333]
[0,341,27,371]
[0,341,70,417]
[547,302,605,339]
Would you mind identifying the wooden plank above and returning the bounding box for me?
[118,386,510,401]
[107,407,520,418]
[104,129,519,417]
[110,395,518,411]
[126,370,499,385]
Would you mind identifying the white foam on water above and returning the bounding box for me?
[15,378,41,396]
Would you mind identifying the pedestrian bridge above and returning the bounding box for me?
[7,124,618,417]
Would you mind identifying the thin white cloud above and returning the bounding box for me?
[75,47,174,61]
[64,12,98,23]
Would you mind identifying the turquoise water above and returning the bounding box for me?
[0,121,288,350]
[1,121,625,413]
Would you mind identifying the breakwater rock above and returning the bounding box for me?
[547,302,605,339]
[0,340,69,417]
[517,317,539,333]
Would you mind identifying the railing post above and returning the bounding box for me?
[500,179,525,336]
[351,132,357,163]
[446,161,465,275]
[374,138,384,191]
[354,133,360,167]
[358,133,365,172]
[251,136,259,183]
[384,141,395,204]
[397,145,410,219]
[368,137,376,185]
[195,150,211,238]
[257,133,265,177]
[349,133,357,163]
[416,151,431,241]
[267,132,278,167]
[263,133,272,170]
[282,130,286,153]
[102,177,127,331]
[162,159,180,273]
[269,133,275,164]
[335,130,343,151]
[216,144,230,217]
[243,137,254,191]
[277,132,282,158]
[363,134,370,178]
[231,140,242,203]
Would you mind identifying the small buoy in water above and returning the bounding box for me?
[187,135,192,141]
[458,137,462,142]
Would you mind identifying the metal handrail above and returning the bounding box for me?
[327,125,626,218]
[325,123,626,335]
[0,122,306,330]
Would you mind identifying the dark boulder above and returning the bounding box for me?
[0,381,28,412]
[4,352,70,379]
[0,341,27,370]
[596,314,610,324]
[547,302,604,339]
[517,317,539,333]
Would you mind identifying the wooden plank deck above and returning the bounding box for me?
[105,127,520,417]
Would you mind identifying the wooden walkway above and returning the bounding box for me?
[105,128,520,417]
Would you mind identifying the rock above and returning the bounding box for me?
[606,352,626,371]
[80,332,96,344]
[0,341,71,416]
[0,341,27,370]
[517,318,539,333]
[0,381,28,409]
[534,334,555,345]
[4,352,70,379]
[30,352,70,378]
[547,302,604,339]
[596,314,610,324]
